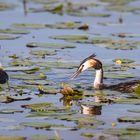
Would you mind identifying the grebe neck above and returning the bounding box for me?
[94,68,103,89]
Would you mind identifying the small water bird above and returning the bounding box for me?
[0,63,10,90]
[71,54,140,93]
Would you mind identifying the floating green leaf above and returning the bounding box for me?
[11,23,46,29]
[45,21,87,29]
[128,109,140,113]
[111,32,140,38]
[104,73,135,79]
[52,115,104,129]
[21,102,53,111]
[113,58,135,64]
[10,74,46,80]
[10,60,33,66]
[0,109,23,114]
[49,4,63,14]
[0,28,29,34]
[30,50,56,56]
[50,35,88,40]
[26,42,75,49]
[1,96,31,103]
[27,109,76,117]
[105,40,140,50]
[0,35,19,40]
[81,132,94,138]
[5,66,39,72]
[68,37,112,44]
[105,128,140,136]
[20,122,72,130]
[107,5,140,12]
[0,2,16,11]
[68,11,110,17]
[30,0,58,4]
[118,116,140,122]
[28,135,57,140]
[23,80,50,85]
[35,61,77,69]
[0,135,25,140]
[115,98,140,105]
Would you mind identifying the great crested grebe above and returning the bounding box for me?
[0,63,10,90]
[71,54,140,93]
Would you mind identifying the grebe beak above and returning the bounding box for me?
[70,64,84,79]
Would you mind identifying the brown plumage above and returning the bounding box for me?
[105,80,140,93]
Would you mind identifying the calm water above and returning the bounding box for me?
[0,0,140,139]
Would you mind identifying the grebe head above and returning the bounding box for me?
[71,54,103,89]
[71,54,102,78]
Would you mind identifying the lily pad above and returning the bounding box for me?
[105,128,140,136]
[20,122,72,130]
[26,42,75,49]
[0,94,30,103]
[0,2,16,11]
[52,115,104,129]
[0,109,23,114]
[0,136,25,140]
[0,125,23,131]
[11,23,46,29]
[128,109,140,113]
[32,4,63,14]
[50,35,88,40]
[0,28,29,34]
[68,37,112,44]
[21,102,53,111]
[118,116,140,122]
[23,80,50,85]
[38,85,59,95]
[98,21,121,26]
[30,50,56,56]
[113,58,135,64]
[69,37,140,50]
[68,11,110,17]
[10,60,33,66]
[28,135,57,140]
[127,125,140,131]
[0,35,19,40]
[111,32,140,38]
[27,109,76,118]
[114,98,140,105]
[5,66,39,72]
[30,0,58,4]
[35,61,77,69]
[45,21,88,29]
[104,73,135,79]
[105,40,140,50]
[107,5,140,13]
[1,96,31,103]
[81,132,94,138]
[10,73,46,80]
[47,4,63,14]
